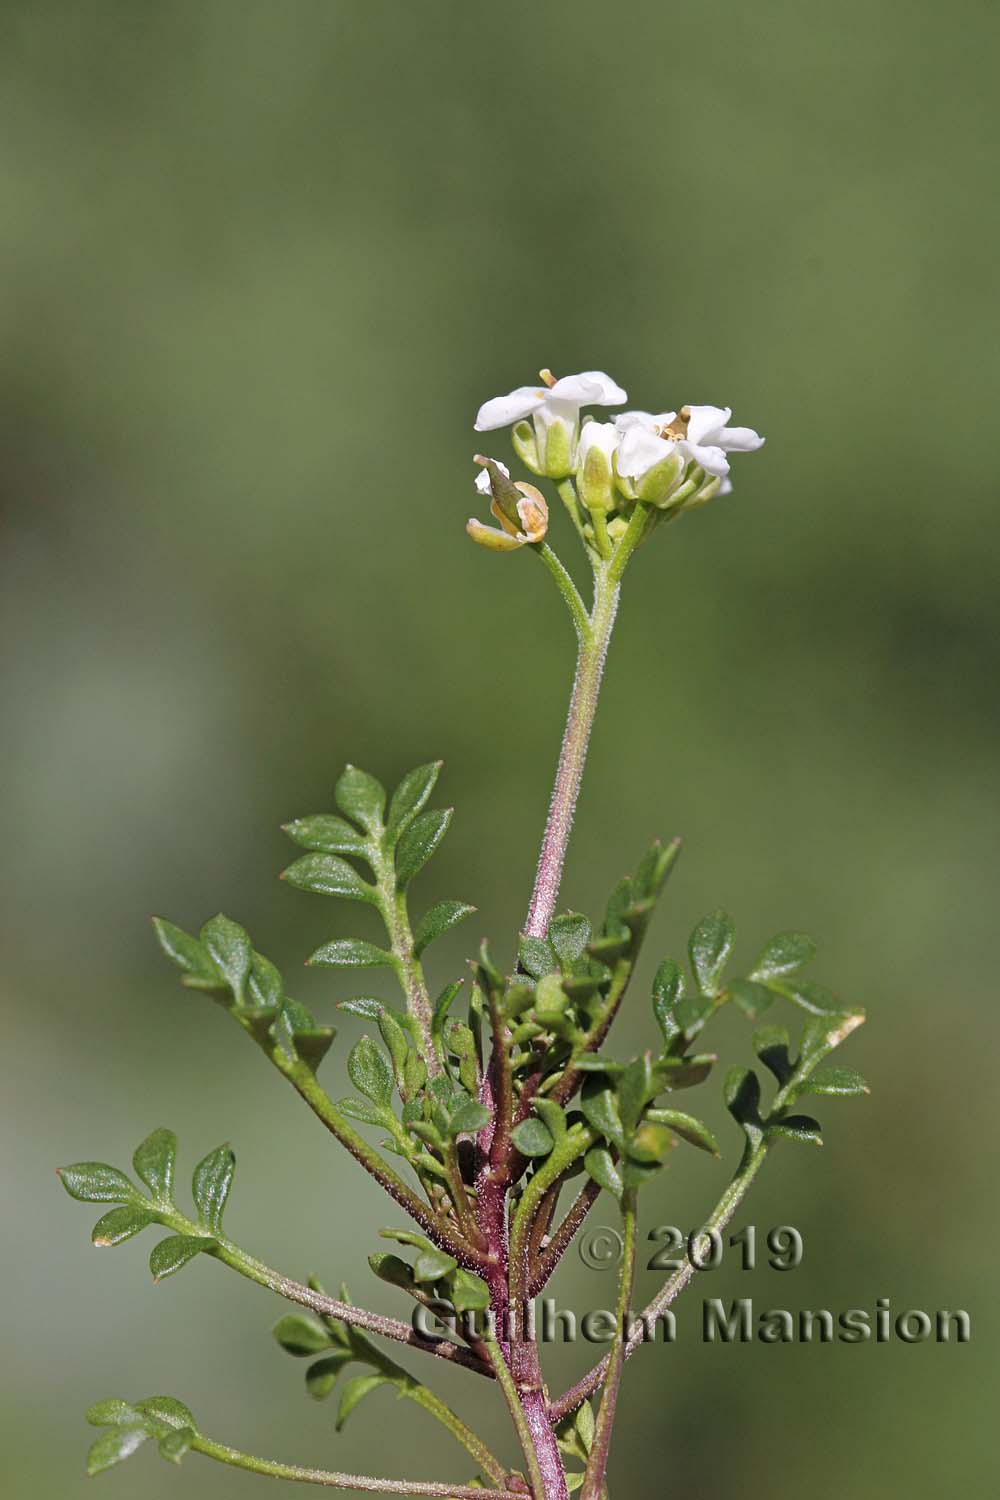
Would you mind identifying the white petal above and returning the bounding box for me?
[718,424,765,453]
[474,386,547,431]
[684,405,731,447]
[614,409,675,434]
[681,441,730,478]
[577,420,620,461]
[548,370,628,408]
[618,425,674,479]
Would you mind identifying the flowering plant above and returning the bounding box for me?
[58,367,865,1500]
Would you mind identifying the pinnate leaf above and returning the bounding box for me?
[149,1235,214,1281]
[336,1373,391,1431]
[57,1163,137,1204]
[750,931,816,981]
[387,762,441,839]
[192,1145,235,1235]
[282,853,373,902]
[132,1128,176,1201]
[152,919,217,983]
[511,1118,555,1157]
[413,900,476,957]
[273,1313,333,1356]
[395,807,452,888]
[348,1036,394,1108]
[92,1205,155,1247]
[309,938,394,970]
[283,814,368,857]
[335,765,386,832]
[689,910,735,998]
[200,915,252,1003]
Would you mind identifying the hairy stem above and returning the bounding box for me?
[190,1432,512,1497]
[524,504,654,940]
[523,568,619,940]
[580,1188,637,1500]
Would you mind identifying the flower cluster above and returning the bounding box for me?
[467,367,764,555]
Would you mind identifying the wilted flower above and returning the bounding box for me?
[474,369,627,478]
[466,456,549,552]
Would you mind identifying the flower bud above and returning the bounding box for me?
[511,420,543,475]
[575,421,618,515]
[466,457,549,552]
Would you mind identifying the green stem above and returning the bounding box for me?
[534,541,590,639]
[278,1058,488,1266]
[403,1381,507,1486]
[190,1433,511,1497]
[580,1188,637,1500]
[373,850,439,1074]
[179,1227,491,1376]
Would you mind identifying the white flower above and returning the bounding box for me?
[615,405,763,506]
[680,405,765,477]
[474,369,627,478]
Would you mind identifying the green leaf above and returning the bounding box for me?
[432,980,464,1037]
[336,1373,392,1431]
[799,1066,870,1097]
[775,979,842,1016]
[135,1396,195,1430]
[200,915,252,1004]
[57,1163,137,1204]
[728,978,775,1020]
[339,1095,388,1125]
[449,1099,492,1136]
[306,1351,353,1399]
[132,1128,176,1201]
[652,959,684,1046]
[723,1067,763,1140]
[447,1267,491,1312]
[584,1146,623,1201]
[151,919,218,983]
[92,1205,155,1247]
[753,1025,794,1084]
[377,1007,413,1080]
[191,1145,235,1235]
[532,1097,568,1141]
[645,1108,720,1156]
[689,910,735,998]
[283,814,369,857]
[768,1114,823,1146]
[281,853,374,903]
[387,762,442,838]
[511,1118,555,1157]
[617,1054,654,1135]
[580,1075,625,1150]
[248,952,284,1009]
[87,1426,150,1475]
[149,1235,213,1281]
[86,1399,142,1427]
[308,938,394,969]
[368,1252,415,1289]
[653,1053,716,1090]
[273,1313,333,1356]
[335,765,386,832]
[413,900,476,957]
[626,1122,675,1165]
[347,1036,394,1109]
[158,1428,193,1464]
[395,807,452,888]
[519,935,558,978]
[750,931,816,982]
[548,913,592,966]
[414,1245,458,1282]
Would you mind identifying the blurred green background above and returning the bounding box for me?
[3,1,997,1496]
